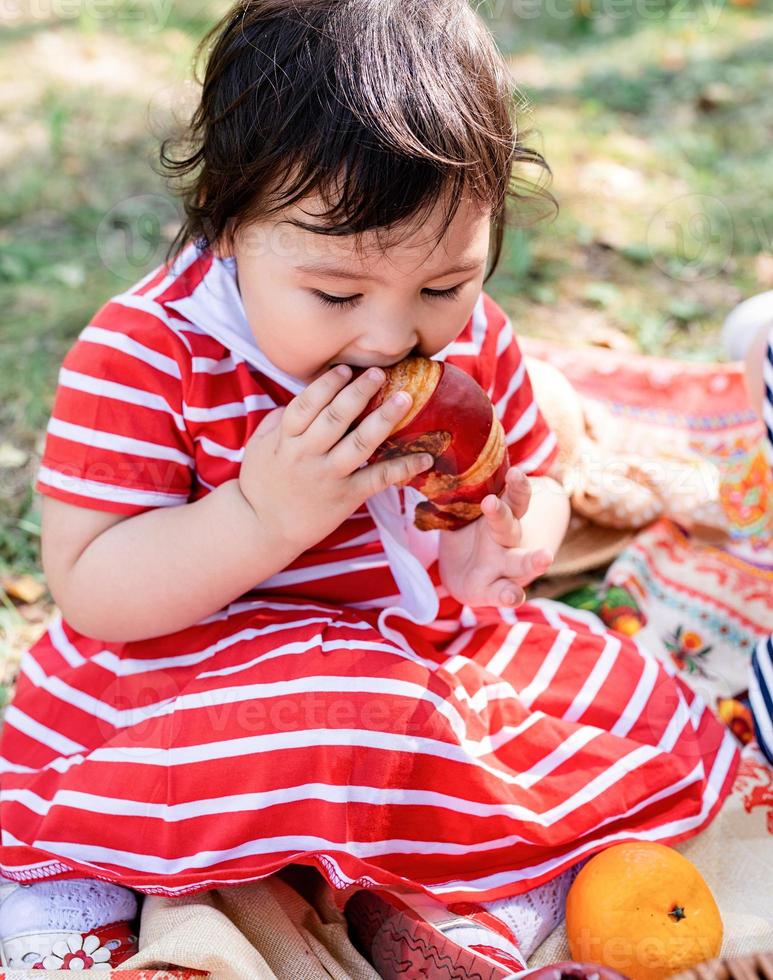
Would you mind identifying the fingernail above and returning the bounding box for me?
[367,368,385,382]
[335,364,351,377]
[390,391,410,407]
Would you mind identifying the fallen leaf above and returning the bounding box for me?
[586,324,638,352]
[696,83,734,112]
[2,575,46,604]
[0,444,28,469]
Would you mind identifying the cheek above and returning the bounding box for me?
[262,292,321,343]
[276,296,351,361]
[430,300,477,344]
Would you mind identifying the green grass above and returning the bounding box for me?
[1,0,772,581]
[483,2,773,356]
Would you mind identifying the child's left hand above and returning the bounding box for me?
[437,467,554,609]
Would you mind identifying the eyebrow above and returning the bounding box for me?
[294,259,485,283]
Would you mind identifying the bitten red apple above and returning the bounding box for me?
[350,356,508,531]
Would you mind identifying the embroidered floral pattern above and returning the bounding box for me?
[599,586,647,636]
[720,446,773,543]
[716,690,756,746]
[663,625,713,676]
[557,584,647,636]
[733,754,773,835]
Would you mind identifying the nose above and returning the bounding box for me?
[357,327,419,367]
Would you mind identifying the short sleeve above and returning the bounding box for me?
[36,301,195,515]
[478,294,558,476]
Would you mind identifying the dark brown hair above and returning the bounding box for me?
[159,0,554,281]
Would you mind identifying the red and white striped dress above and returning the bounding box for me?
[0,242,740,907]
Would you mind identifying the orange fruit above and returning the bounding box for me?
[565,842,723,980]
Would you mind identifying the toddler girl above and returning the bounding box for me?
[0,0,741,974]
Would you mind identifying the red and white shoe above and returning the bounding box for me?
[344,886,529,980]
[0,877,139,971]
[1,920,138,970]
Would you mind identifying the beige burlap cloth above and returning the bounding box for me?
[118,865,381,979]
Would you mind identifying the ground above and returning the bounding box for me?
[1,0,772,674]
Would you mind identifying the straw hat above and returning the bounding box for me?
[525,357,721,577]
[550,517,636,578]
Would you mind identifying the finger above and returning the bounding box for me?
[481,493,519,547]
[304,366,398,452]
[490,579,526,608]
[505,467,531,520]
[254,406,285,436]
[282,364,355,438]
[353,451,435,498]
[505,547,554,584]
[329,386,418,474]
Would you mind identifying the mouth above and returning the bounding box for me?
[332,348,418,370]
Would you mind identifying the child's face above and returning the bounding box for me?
[224,191,491,382]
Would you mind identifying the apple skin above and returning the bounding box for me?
[349,356,509,531]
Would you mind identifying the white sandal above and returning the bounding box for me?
[0,877,139,971]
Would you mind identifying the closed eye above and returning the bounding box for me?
[312,290,361,310]
[311,284,463,311]
[423,285,462,300]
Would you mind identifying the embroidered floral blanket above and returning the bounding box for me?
[522,337,773,749]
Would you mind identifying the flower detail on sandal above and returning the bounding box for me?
[3,920,138,971]
[38,932,112,970]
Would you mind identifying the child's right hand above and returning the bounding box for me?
[238,364,435,552]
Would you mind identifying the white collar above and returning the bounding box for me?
[166,252,310,397]
[165,246,440,643]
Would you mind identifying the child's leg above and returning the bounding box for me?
[0,876,139,971]
[723,294,773,766]
[479,858,587,961]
